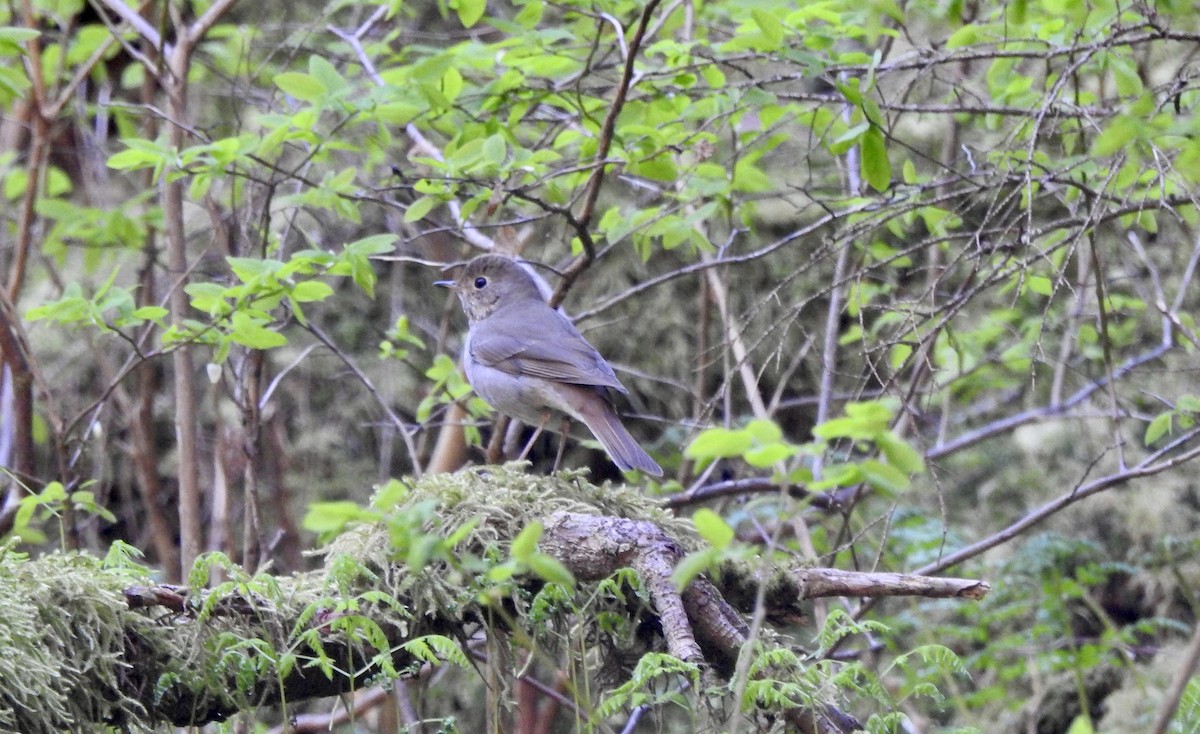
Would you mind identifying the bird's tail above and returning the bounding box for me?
[581,402,663,476]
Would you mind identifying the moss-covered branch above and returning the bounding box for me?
[0,465,988,731]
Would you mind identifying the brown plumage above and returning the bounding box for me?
[436,255,662,476]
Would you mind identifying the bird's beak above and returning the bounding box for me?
[434,279,456,289]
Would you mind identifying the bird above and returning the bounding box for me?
[436,254,663,476]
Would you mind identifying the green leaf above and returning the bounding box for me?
[511,521,542,562]
[345,234,398,256]
[812,403,892,440]
[229,312,287,350]
[514,0,543,28]
[808,464,860,492]
[1065,714,1095,734]
[671,549,717,591]
[860,125,891,192]
[185,282,230,315]
[629,155,678,182]
[830,121,869,154]
[744,443,797,468]
[132,306,168,321]
[684,427,753,462]
[1092,116,1139,157]
[701,64,726,88]
[528,554,576,589]
[444,516,481,549]
[227,256,281,283]
[1026,274,1053,296]
[877,431,925,474]
[303,500,371,536]
[0,26,40,47]
[404,196,439,223]
[374,101,423,124]
[1144,411,1172,445]
[751,9,784,49]
[861,459,910,495]
[453,0,485,28]
[1110,57,1143,97]
[106,147,163,171]
[482,133,507,166]
[487,560,518,584]
[1178,395,1200,413]
[407,534,439,571]
[945,24,979,49]
[692,508,734,550]
[274,72,326,103]
[441,67,464,102]
[291,281,334,302]
[744,419,782,443]
[308,55,347,95]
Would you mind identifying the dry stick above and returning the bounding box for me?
[666,476,840,510]
[146,0,242,578]
[702,260,769,420]
[549,0,662,309]
[1149,618,1200,734]
[262,685,393,734]
[797,74,868,663]
[464,649,588,721]
[161,23,203,582]
[919,431,1200,577]
[575,173,1198,324]
[427,402,469,474]
[655,0,769,454]
[1049,236,1091,405]
[130,47,181,577]
[692,275,712,428]
[926,333,1172,462]
[0,301,35,523]
[10,0,50,302]
[0,285,73,513]
[331,12,496,255]
[1168,232,1200,314]
[795,568,989,600]
[831,429,1200,642]
[306,325,424,477]
[332,13,497,473]
[1086,212,1127,471]
[776,92,1108,119]
[542,512,867,734]
[812,87,862,479]
[0,2,53,538]
[240,349,265,572]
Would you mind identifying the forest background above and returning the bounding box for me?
[1,0,1199,731]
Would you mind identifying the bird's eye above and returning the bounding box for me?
[474,276,487,289]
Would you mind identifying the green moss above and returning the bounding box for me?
[325,463,696,618]
[0,466,695,731]
[0,547,156,732]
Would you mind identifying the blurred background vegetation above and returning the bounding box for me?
[1,0,1199,730]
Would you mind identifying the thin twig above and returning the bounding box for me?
[1150,619,1200,734]
[94,0,163,49]
[550,0,662,309]
[306,325,424,478]
[919,428,1200,577]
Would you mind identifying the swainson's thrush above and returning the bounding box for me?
[436,255,662,476]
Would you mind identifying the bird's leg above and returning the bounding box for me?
[552,416,571,473]
[487,416,511,464]
[500,417,522,460]
[518,411,551,461]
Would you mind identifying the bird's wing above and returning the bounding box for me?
[469,311,627,392]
